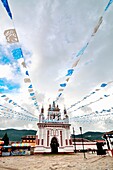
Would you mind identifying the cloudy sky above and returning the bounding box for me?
[0,0,113,134]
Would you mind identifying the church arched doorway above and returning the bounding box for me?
[50,137,59,153]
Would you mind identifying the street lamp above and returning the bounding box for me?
[79,127,86,159]
[73,127,76,153]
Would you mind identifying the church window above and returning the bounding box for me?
[69,139,72,145]
[41,139,44,145]
[55,129,59,136]
[47,130,49,146]
[51,129,54,136]
[60,131,63,146]
[38,139,40,145]
[65,139,68,145]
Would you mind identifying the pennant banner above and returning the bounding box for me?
[104,0,113,11]
[69,92,112,114]
[0,110,38,122]
[26,71,29,76]
[55,0,113,102]
[76,43,89,58]
[92,16,103,36]
[12,48,23,60]
[1,0,40,113]
[1,0,12,19]
[66,77,70,82]
[11,49,39,110]
[0,104,38,121]
[72,59,80,68]
[1,0,113,114]
[66,69,74,76]
[0,93,35,116]
[60,83,66,87]
[67,81,113,111]
[28,84,33,88]
[4,29,19,43]
[28,88,33,92]
[70,114,113,123]
[58,93,62,97]
[70,107,113,123]
[24,78,31,83]
[58,89,64,92]
[30,93,35,96]
[21,61,27,68]
[101,83,107,87]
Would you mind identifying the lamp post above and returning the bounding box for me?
[73,127,76,153]
[79,127,86,159]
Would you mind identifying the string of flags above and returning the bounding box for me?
[0,93,35,117]
[70,106,113,123]
[0,0,113,124]
[67,81,113,111]
[0,104,38,119]
[0,0,39,112]
[69,91,113,114]
[71,107,113,119]
[1,0,12,19]
[70,115,113,123]
[10,37,39,111]
[0,111,38,122]
[17,57,39,109]
[0,104,38,121]
[2,0,112,20]
[55,0,113,102]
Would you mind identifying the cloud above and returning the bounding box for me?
[0,64,14,79]
[35,92,45,103]
[0,117,37,130]
[0,0,113,132]
[0,78,20,93]
[81,106,93,113]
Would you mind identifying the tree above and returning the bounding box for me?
[2,133,9,146]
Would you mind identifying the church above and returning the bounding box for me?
[34,101,74,153]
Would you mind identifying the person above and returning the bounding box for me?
[96,142,106,155]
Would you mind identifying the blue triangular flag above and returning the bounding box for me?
[104,95,109,97]
[76,43,89,57]
[28,84,32,88]
[1,95,6,97]
[60,83,66,87]
[1,0,12,19]
[101,83,107,87]
[30,93,35,96]
[104,0,113,11]
[66,69,74,76]
[91,92,95,95]
[26,71,29,76]
[58,93,62,97]
[9,100,12,103]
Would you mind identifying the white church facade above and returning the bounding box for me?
[34,102,74,153]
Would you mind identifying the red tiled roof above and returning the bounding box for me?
[72,138,90,142]
[94,140,105,143]
[104,131,113,135]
